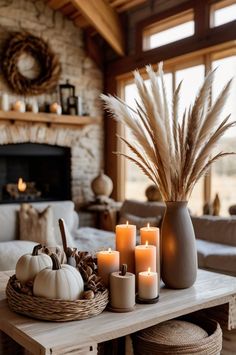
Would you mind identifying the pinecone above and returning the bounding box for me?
[86,274,106,293]
[75,251,96,281]
[75,251,106,293]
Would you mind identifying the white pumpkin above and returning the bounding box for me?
[33,253,84,300]
[16,244,52,284]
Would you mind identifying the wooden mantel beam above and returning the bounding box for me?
[72,0,125,56]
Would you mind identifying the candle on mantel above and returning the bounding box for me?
[140,223,160,280]
[138,267,158,300]
[97,248,120,287]
[135,241,156,277]
[116,221,136,273]
[12,100,25,113]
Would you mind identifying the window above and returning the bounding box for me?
[211,54,236,215]
[211,0,236,27]
[122,44,236,215]
[124,74,173,201]
[143,10,194,51]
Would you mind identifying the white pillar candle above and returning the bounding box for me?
[138,268,158,299]
[97,248,120,287]
[116,222,136,273]
[135,242,156,276]
[1,93,9,111]
[140,224,160,286]
[110,265,135,310]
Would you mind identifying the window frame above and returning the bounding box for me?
[142,9,194,51]
[210,0,236,27]
[135,1,196,54]
[105,0,236,202]
[117,41,236,207]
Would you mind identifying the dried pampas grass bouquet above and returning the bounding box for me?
[101,63,235,202]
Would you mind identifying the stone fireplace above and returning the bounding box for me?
[0,120,103,207]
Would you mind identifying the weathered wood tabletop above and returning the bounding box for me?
[0,269,236,355]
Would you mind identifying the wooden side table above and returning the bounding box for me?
[84,202,122,231]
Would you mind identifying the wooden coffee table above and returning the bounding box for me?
[0,269,236,355]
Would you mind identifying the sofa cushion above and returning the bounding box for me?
[19,204,57,246]
[0,240,37,271]
[196,239,236,276]
[0,204,19,242]
[120,200,166,219]
[74,227,115,254]
[192,216,236,246]
[0,201,77,245]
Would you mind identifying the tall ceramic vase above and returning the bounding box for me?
[161,201,198,289]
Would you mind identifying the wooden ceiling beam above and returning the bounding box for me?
[71,0,125,56]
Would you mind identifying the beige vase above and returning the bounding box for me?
[91,170,113,197]
[161,201,198,289]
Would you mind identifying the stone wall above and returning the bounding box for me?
[0,0,104,207]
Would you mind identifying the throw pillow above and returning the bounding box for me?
[119,213,162,231]
[19,204,57,246]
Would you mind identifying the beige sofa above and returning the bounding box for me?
[1,199,236,277]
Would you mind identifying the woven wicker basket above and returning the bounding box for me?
[132,318,222,355]
[6,275,109,322]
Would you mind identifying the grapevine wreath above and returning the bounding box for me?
[2,31,61,96]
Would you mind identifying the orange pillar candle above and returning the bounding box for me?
[135,242,156,276]
[138,268,158,299]
[140,224,160,281]
[116,222,136,273]
[97,248,120,287]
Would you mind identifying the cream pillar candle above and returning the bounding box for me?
[116,222,136,273]
[138,268,158,299]
[110,265,135,310]
[140,224,160,282]
[97,248,120,287]
[135,242,156,276]
[1,93,9,111]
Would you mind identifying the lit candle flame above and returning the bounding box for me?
[126,221,129,227]
[145,241,149,247]
[108,248,111,253]
[18,178,27,192]
[147,223,150,228]
[148,267,151,274]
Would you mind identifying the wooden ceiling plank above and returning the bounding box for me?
[117,0,147,12]
[109,0,127,7]
[72,0,125,56]
[74,14,90,29]
[69,10,81,20]
[46,0,70,10]
[60,3,76,16]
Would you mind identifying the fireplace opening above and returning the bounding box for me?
[0,143,71,203]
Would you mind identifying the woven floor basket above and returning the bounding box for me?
[6,275,109,322]
[132,318,222,355]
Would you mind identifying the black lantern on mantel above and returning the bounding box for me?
[59,80,75,114]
